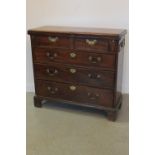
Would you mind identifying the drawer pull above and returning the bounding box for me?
[69,85,76,91]
[86,39,97,46]
[70,52,76,58]
[88,74,101,79]
[88,56,102,63]
[46,52,58,60]
[47,86,58,94]
[48,36,58,42]
[46,68,58,76]
[87,92,99,100]
[69,68,76,74]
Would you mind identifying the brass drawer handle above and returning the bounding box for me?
[48,36,58,42]
[69,85,76,91]
[46,52,58,60]
[88,74,101,79]
[70,52,76,58]
[88,56,102,63]
[86,39,97,46]
[87,92,99,100]
[47,86,58,94]
[69,68,76,74]
[46,68,58,76]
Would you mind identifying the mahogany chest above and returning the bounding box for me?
[28,26,127,121]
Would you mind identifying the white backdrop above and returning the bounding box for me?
[26,0,129,93]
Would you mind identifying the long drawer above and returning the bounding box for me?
[34,63,115,89]
[33,47,116,69]
[36,80,113,107]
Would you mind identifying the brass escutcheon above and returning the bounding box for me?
[86,39,97,45]
[69,85,76,91]
[70,52,76,58]
[48,36,58,42]
[69,68,76,74]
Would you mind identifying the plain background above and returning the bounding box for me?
[26,0,129,93]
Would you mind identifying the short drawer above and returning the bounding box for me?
[36,80,113,107]
[31,35,71,48]
[33,47,116,69]
[34,63,115,89]
[74,37,110,52]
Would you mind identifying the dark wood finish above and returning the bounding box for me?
[32,47,116,69]
[28,26,127,38]
[36,80,113,107]
[34,95,42,107]
[74,37,110,52]
[31,35,72,48]
[34,63,115,89]
[115,42,125,106]
[28,26,126,121]
[107,111,117,121]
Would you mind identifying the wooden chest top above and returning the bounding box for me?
[28,26,127,38]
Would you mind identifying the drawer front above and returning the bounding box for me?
[34,64,115,89]
[74,37,110,52]
[31,35,71,48]
[36,80,113,107]
[33,47,116,69]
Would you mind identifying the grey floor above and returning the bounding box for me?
[27,93,129,155]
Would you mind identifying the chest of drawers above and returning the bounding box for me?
[28,26,127,121]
